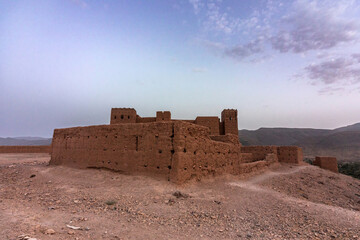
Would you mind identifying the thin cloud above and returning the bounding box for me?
[318,86,346,95]
[224,38,264,60]
[189,0,204,15]
[204,1,240,34]
[271,0,358,53]
[304,57,360,85]
[189,0,240,35]
[190,0,360,61]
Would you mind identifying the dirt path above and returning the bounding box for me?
[229,166,360,228]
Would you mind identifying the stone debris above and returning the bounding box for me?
[44,228,55,235]
[18,235,37,240]
[66,224,81,230]
[172,191,189,199]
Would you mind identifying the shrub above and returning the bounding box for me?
[338,162,360,180]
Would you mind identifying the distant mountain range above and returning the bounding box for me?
[0,137,52,146]
[239,122,360,162]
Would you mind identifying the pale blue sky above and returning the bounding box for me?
[1,0,360,137]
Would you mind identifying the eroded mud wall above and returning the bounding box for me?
[51,122,176,180]
[194,117,220,135]
[277,146,303,164]
[170,122,247,183]
[50,121,286,184]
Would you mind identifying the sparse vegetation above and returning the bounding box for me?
[338,162,360,180]
[105,200,117,206]
[303,158,313,165]
[304,158,360,180]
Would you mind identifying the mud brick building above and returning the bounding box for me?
[50,108,303,183]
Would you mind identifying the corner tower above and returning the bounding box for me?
[221,109,238,135]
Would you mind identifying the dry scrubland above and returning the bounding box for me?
[1,153,360,240]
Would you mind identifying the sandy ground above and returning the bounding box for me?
[0,153,360,240]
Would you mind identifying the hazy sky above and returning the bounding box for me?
[1,0,360,137]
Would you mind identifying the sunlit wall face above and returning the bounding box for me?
[1,0,360,137]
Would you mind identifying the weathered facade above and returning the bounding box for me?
[50,108,303,183]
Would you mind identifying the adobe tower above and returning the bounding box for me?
[221,109,238,135]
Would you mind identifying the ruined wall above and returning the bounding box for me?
[241,146,278,161]
[195,117,220,135]
[221,109,238,135]
[169,122,242,183]
[0,146,51,153]
[53,113,307,183]
[51,122,177,180]
[169,122,277,183]
[51,121,280,184]
[241,146,303,164]
[110,108,137,124]
[313,156,338,173]
[277,146,303,164]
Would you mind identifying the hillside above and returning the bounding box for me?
[0,137,52,146]
[1,154,359,239]
[239,128,330,146]
[239,122,360,162]
[332,122,360,132]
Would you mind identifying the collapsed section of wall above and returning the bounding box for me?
[240,146,278,161]
[241,146,303,164]
[0,146,51,153]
